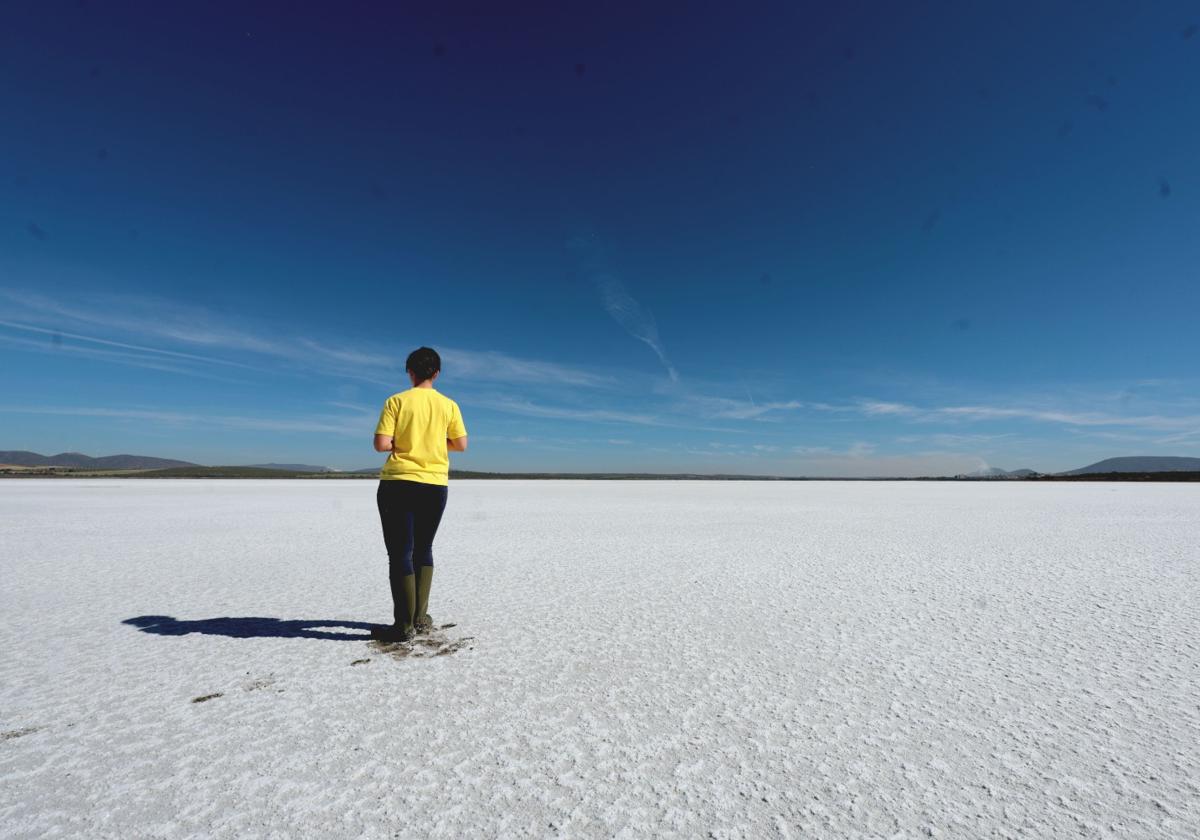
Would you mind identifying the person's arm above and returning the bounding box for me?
[446,401,468,453]
[374,397,398,452]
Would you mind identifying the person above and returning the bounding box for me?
[370,346,468,642]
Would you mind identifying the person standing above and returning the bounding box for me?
[371,347,468,642]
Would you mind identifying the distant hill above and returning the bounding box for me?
[0,450,198,470]
[356,468,817,479]
[1035,471,1200,482]
[132,466,323,478]
[957,466,1039,479]
[964,467,1009,478]
[244,463,336,473]
[1061,456,1200,475]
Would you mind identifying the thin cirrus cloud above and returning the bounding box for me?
[0,288,615,392]
[0,318,260,371]
[0,287,805,431]
[0,288,726,433]
[699,397,808,421]
[894,432,1017,448]
[441,348,616,389]
[4,288,1197,443]
[856,398,1200,432]
[595,273,679,382]
[0,405,370,437]
[0,329,256,385]
[1,287,713,435]
[1152,428,1200,445]
[467,395,667,428]
[0,289,287,357]
[568,230,679,382]
[791,442,876,458]
[0,289,763,432]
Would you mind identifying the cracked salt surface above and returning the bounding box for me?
[1,479,1197,838]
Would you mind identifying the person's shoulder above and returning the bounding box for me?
[435,391,461,410]
[384,391,408,404]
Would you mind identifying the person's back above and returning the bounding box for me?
[377,386,465,486]
[370,347,468,642]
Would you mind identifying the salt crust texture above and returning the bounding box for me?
[1,479,1197,839]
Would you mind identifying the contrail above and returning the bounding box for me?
[742,380,757,408]
[568,230,679,382]
[595,272,678,381]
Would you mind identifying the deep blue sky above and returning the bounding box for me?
[2,2,1198,475]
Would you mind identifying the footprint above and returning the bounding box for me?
[369,639,412,658]
[369,629,474,660]
[434,638,473,656]
[2,726,40,741]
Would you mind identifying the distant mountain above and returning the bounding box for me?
[957,466,1039,479]
[964,467,1009,478]
[244,463,337,473]
[133,465,326,478]
[1061,456,1200,475]
[0,451,198,470]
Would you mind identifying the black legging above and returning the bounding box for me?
[376,479,448,577]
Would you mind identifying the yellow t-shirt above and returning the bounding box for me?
[375,388,467,485]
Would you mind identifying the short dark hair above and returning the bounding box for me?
[406,346,441,383]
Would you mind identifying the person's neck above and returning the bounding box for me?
[412,380,435,389]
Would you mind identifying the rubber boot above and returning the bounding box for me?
[399,572,416,634]
[373,571,416,641]
[414,565,434,633]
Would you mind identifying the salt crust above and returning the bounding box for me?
[1,479,1197,838]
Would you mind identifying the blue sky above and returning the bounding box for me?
[2,2,1199,475]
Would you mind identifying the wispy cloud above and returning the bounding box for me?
[441,348,615,389]
[0,405,368,437]
[1153,428,1200,445]
[0,331,254,384]
[325,400,376,413]
[782,448,984,478]
[0,290,288,357]
[893,432,1017,448]
[696,396,808,421]
[0,318,259,371]
[595,273,678,381]
[567,231,679,382]
[791,441,876,458]
[642,439,981,477]
[5,286,1197,454]
[859,400,917,416]
[855,398,1200,432]
[0,288,615,392]
[465,396,665,427]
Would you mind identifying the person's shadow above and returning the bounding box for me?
[123,615,378,641]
